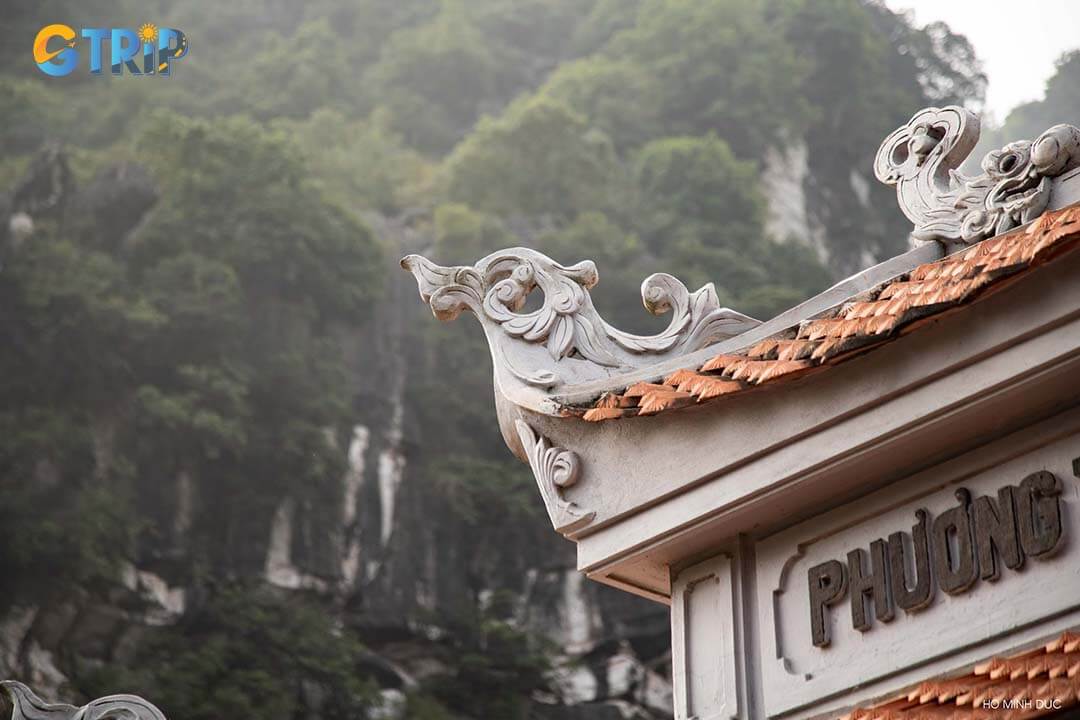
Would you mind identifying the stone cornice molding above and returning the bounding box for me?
[875,105,1080,249]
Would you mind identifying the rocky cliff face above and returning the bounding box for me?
[0,119,913,717]
[0,139,894,720]
[0,2,1001,714]
[0,153,673,719]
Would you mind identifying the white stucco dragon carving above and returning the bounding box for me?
[875,105,1080,247]
[401,248,760,390]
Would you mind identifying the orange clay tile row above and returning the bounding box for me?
[841,631,1080,720]
[580,204,1080,422]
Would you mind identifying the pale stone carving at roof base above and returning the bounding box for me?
[515,420,594,536]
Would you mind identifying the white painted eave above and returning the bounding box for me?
[553,246,1080,602]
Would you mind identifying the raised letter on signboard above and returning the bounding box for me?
[932,489,978,596]
[808,560,846,648]
[887,509,933,612]
[972,486,1023,580]
[848,540,894,632]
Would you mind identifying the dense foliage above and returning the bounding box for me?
[999,50,1080,143]
[6,1,1065,719]
[78,584,378,720]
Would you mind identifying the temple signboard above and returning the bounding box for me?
[808,471,1065,648]
[756,430,1080,718]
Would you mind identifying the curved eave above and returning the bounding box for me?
[513,198,1080,602]
[568,201,1080,422]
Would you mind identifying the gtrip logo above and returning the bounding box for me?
[34,24,188,77]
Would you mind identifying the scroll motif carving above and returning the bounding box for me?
[401,248,759,388]
[875,105,1080,246]
[1,681,167,720]
[514,420,594,535]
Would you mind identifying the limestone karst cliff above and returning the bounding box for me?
[4,2,1058,718]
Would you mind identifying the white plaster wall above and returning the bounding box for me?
[671,555,738,720]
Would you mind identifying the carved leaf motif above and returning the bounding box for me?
[547,314,574,360]
[503,355,560,388]
[570,314,623,367]
[427,284,481,322]
[609,274,759,354]
[514,420,594,535]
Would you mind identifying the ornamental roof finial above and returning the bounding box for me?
[875,105,1080,248]
[401,248,760,397]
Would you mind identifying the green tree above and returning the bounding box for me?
[778,0,985,266]
[365,1,499,154]
[133,114,381,321]
[417,601,555,720]
[1000,50,1080,142]
[540,57,662,150]
[444,96,620,218]
[233,20,355,121]
[430,203,512,262]
[633,135,762,256]
[77,585,377,720]
[569,0,644,56]
[471,0,601,95]
[127,115,379,575]
[603,0,810,158]
[279,108,431,214]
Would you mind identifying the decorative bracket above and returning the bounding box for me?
[401,247,760,394]
[1,681,167,720]
[875,106,1080,248]
[514,420,594,536]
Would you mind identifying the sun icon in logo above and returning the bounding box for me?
[138,23,158,44]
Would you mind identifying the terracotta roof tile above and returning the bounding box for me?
[1047,632,1080,655]
[749,358,813,383]
[776,339,818,362]
[623,382,670,398]
[594,392,639,409]
[746,337,778,357]
[810,334,879,362]
[682,376,744,400]
[663,368,704,388]
[700,353,749,373]
[581,406,639,422]
[842,630,1080,720]
[579,203,1080,421]
[636,388,695,415]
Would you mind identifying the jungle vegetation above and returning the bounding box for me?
[0,1,1074,718]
